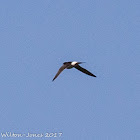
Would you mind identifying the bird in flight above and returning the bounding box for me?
[52,61,96,81]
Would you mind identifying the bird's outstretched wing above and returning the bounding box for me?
[52,64,68,81]
[74,64,96,77]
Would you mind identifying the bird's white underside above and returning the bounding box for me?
[71,61,78,66]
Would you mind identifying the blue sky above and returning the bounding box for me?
[0,0,139,139]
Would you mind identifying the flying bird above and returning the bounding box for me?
[52,61,96,81]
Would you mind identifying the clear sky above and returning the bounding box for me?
[0,0,139,140]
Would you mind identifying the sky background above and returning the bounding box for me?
[0,0,139,140]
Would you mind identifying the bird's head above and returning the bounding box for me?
[71,61,85,66]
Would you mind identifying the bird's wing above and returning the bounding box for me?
[52,64,67,81]
[74,64,96,77]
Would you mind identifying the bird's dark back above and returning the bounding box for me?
[63,62,71,65]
